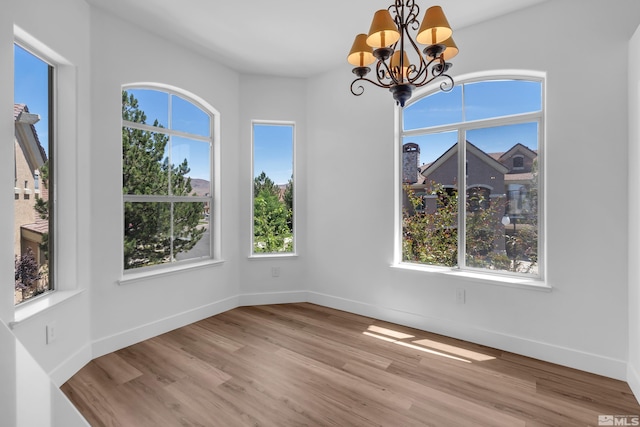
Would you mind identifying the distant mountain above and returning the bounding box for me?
[190,178,210,196]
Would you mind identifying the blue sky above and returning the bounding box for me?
[125,88,212,181]
[14,44,50,155]
[403,80,541,164]
[253,124,294,185]
[127,90,294,184]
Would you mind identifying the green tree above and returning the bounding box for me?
[253,190,291,253]
[504,159,538,272]
[254,171,280,197]
[34,160,50,260]
[122,91,204,269]
[402,183,506,269]
[252,172,292,253]
[465,189,508,270]
[403,184,458,266]
[283,176,293,232]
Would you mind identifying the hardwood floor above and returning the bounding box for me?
[61,303,640,426]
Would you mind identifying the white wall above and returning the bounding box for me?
[306,0,640,380]
[0,0,16,327]
[237,74,309,304]
[4,0,93,384]
[628,23,640,399]
[89,8,242,357]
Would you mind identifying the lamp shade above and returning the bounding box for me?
[348,34,376,67]
[440,36,459,61]
[416,6,452,45]
[367,9,401,48]
[390,50,410,81]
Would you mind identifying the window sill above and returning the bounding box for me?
[248,253,298,260]
[119,258,225,286]
[11,289,86,328]
[391,262,551,292]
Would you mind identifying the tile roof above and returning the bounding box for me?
[14,103,26,120]
[14,103,47,163]
[505,172,534,181]
[21,218,49,234]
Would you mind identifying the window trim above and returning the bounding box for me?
[249,120,297,258]
[394,70,546,286]
[13,25,87,320]
[120,83,222,278]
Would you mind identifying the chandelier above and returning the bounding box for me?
[347,1,458,107]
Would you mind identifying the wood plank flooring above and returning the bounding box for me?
[61,303,640,426]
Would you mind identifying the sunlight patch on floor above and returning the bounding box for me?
[367,325,415,340]
[362,330,471,363]
[412,339,496,362]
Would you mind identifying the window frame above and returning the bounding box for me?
[120,84,220,278]
[249,120,297,258]
[12,41,55,306]
[395,71,546,285]
[512,155,525,170]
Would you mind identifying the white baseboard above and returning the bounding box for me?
[72,289,629,385]
[629,363,640,405]
[307,291,628,381]
[49,343,92,387]
[91,295,239,360]
[238,290,308,307]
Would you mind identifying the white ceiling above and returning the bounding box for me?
[86,0,548,78]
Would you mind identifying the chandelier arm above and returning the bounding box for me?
[404,28,430,84]
[438,73,455,92]
[351,77,396,96]
[431,55,446,77]
[375,58,400,87]
[404,0,421,30]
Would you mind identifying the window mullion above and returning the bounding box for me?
[167,96,172,197]
[457,129,466,269]
[170,202,174,262]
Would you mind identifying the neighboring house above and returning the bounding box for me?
[402,141,537,218]
[13,103,48,268]
[495,143,538,218]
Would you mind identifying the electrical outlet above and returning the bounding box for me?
[46,322,57,344]
[271,267,280,277]
[456,288,466,305]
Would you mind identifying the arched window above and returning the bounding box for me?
[399,73,543,278]
[122,86,218,272]
[513,155,524,170]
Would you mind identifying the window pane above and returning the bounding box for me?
[170,136,210,195]
[464,80,541,121]
[171,95,210,137]
[173,202,209,262]
[122,127,170,195]
[403,85,462,130]
[124,202,171,269]
[123,89,168,127]
[402,131,458,267]
[252,123,294,254]
[14,44,53,304]
[465,123,539,274]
